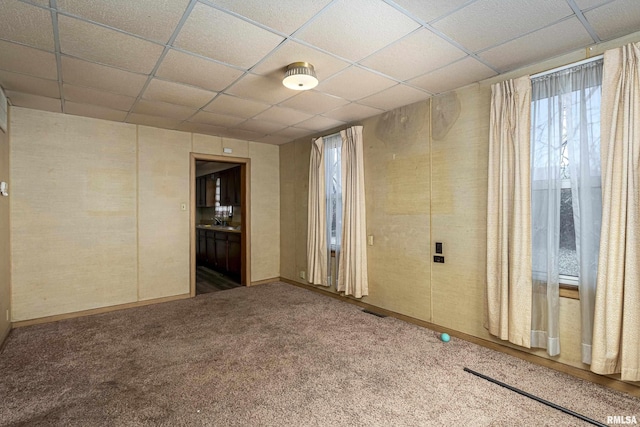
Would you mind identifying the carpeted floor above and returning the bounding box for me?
[0,282,638,426]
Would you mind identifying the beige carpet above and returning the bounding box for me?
[0,282,637,426]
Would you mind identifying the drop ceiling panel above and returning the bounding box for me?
[575,0,612,9]
[358,84,430,111]
[251,40,349,80]
[295,115,346,131]
[176,121,227,136]
[235,119,287,134]
[126,113,182,130]
[585,0,640,41]
[211,0,332,35]
[58,15,164,74]
[270,126,313,139]
[56,0,190,43]
[143,79,217,109]
[296,0,421,62]
[5,91,61,113]
[216,128,263,141]
[203,94,270,118]
[252,106,314,126]
[226,74,295,105]
[65,101,128,122]
[433,0,575,52]
[0,0,55,51]
[480,18,593,72]
[63,84,136,111]
[254,135,291,145]
[318,66,397,101]
[409,57,497,94]
[392,0,472,23]
[190,111,246,127]
[132,100,197,121]
[360,28,467,81]
[61,56,148,97]
[279,90,349,115]
[156,49,244,92]
[322,103,385,122]
[23,0,50,6]
[0,40,57,80]
[0,70,59,99]
[174,3,284,69]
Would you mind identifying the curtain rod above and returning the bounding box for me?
[530,54,603,79]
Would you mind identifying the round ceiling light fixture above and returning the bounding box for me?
[282,62,318,91]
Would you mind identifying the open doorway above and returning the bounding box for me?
[190,154,250,296]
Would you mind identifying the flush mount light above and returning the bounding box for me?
[282,62,318,91]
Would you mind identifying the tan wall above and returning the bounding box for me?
[9,108,280,321]
[0,107,10,343]
[279,33,640,386]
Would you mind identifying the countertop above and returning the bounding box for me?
[196,225,241,234]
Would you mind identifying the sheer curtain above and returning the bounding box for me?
[530,60,602,358]
[307,137,328,286]
[324,133,342,287]
[592,42,640,381]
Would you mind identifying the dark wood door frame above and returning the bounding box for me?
[190,153,251,296]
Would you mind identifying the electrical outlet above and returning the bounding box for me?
[299,271,306,280]
[434,255,445,263]
[367,235,374,246]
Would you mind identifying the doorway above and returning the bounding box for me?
[190,154,250,297]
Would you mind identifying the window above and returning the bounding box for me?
[530,59,603,287]
[324,133,342,252]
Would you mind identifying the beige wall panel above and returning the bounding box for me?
[429,85,491,335]
[221,137,249,158]
[138,126,191,300]
[293,139,311,280]
[192,133,222,155]
[0,109,11,342]
[279,141,296,281]
[248,142,280,281]
[360,101,431,321]
[10,108,137,321]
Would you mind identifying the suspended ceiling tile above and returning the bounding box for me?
[176,121,227,136]
[156,49,244,92]
[65,101,128,122]
[61,56,147,97]
[270,126,312,139]
[0,70,59,98]
[360,28,467,81]
[226,74,295,105]
[235,119,287,134]
[63,84,136,111]
[0,0,55,51]
[190,111,246,127]
[295,115,345,131]
[409,57,497,94]
[575,0,611,9]
[392,0,471,23]
[585,0,640,41]
[126,113,182,130]
[212,0,332,35]
[203,94,270,118]
[279,90,349,115]
[174,3,284,69]
[143,79,217,109]
[252,106,314,126]
[254,135,292,145]
[5,90,61,113]
[358,84,430,111]
[23,0,50,6]
[58,15,164,74]
[322,103,384,122]
[56,0,190,43]
[480,18,593,73]
[0,40,57,80]
[216,128,263,141]
[317,66,397,101]
[295,0,420,62]
[252,40,349,80]
[132,99,197,121]
[432,0,574,52]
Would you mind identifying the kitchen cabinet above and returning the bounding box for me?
[219,166,241,206]
[196,227,241,281]
[196,229,207,265]
[196,175,215,207]
[227,233,241,278]
[206,230,216,267]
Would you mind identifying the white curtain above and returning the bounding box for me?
[591,42,640,381]
[530,60,602,358]
[486,76,532,348]
[307,137,328,286]
[337,126,368,298]
[324,133,343,286]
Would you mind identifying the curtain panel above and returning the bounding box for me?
[486,76,532,348]
[307,137,328,286]
[591,42,640,381]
